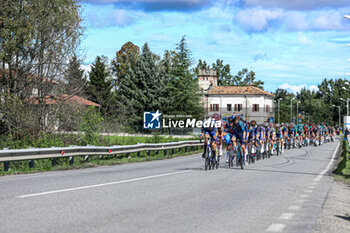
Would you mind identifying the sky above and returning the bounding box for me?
[79,0,350,93]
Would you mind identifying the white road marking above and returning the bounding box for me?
[288,205,300,211]
[307,186,315,189]
[304,189,313,193]
[266,223,286,232]
[313,142,340,182]
[278,213,295,220]
[299,194,309,198]
[295,199,305,203]
[17,170,193,198]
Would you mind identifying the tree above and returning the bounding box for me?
[87,56,113,119]
[63,55,86,97]
[233,68,264,88]
[0,0,83,135]
[116,43,164,131]
[212,59,233,86]
[111,41,140,86]
[193,59,210,75]
[165,36,203,119]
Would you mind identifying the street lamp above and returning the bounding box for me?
[296,101,301,124]
[278,98,282,124]
[333,105,341,126]
[340,97,349,116]
[341,88,350,116]
[290,97,295,123]
[274,100,276,122]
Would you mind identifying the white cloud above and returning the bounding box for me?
[235,7,283,31]
[308,85,319,92]
[278,83,320,93]
[279,83,306,93]
[244,0,349,10]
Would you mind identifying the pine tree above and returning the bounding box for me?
[65,55,86,96]
[87,56,113,118]
[166,36,203,119]
[116,43,165,130]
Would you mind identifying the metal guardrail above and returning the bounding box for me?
[0,140,202,171]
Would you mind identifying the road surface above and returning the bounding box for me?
[0,140,340,233]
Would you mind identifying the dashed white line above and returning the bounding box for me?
[278,213,295,220]
[307,186,315,189]
[266,223,286,232]
[304,189,313,193]
[299,194,309,198]
[288,205,300,211]
[17,170,193,198]
[295,199,305,203]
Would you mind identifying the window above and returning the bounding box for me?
[227,104,232,111]
[210,104,219,112]
[265,105,270,113]
[253,104,259,112]
[234,104,243,112]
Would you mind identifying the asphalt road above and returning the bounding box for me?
[0,140,340,233]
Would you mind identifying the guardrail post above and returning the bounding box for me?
[155,150,159,155]
[52,158,57,167]
[171,149,174,155]
[4,162,9,172]
[29,160,34,169]
[84,156,89,162]
[99,155,103,160]
[126,153,130,158]
[185,147,187,153]
[69,156,74,165]
[164,150,167,156]
[137,152,140,157]
[147,150,150,156]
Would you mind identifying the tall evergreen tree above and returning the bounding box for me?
[166,36,203,119]
[64,55,86,97]
[87,56,113,118]
[116,43,165,130]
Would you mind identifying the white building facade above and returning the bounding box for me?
[198,69,274,123]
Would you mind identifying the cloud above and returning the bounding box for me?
[312,10,346,30]
[235,7,283,32]
[235,7,350,32]
[85,8,135,27]
[278,83,320,93]
[85,0,212,11]
[252,52,268,61]
[308,85,319,92]
[278,83,306,93]
[244,0,349,10]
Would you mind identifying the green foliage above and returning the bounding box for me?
[78,107,103,145]
[212,59,234,86]
[87,56,113,118]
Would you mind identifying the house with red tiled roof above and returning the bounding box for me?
[198,69,274,123]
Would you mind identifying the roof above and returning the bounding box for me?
[26,95,100,107]
[207,85,274,97]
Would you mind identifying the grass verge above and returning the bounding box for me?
[333,138,350,185]
[0,146,202,176]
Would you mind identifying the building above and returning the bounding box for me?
[198,69,274,123]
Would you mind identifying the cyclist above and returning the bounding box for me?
[200,118,217,158]
[225,115,247,159]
